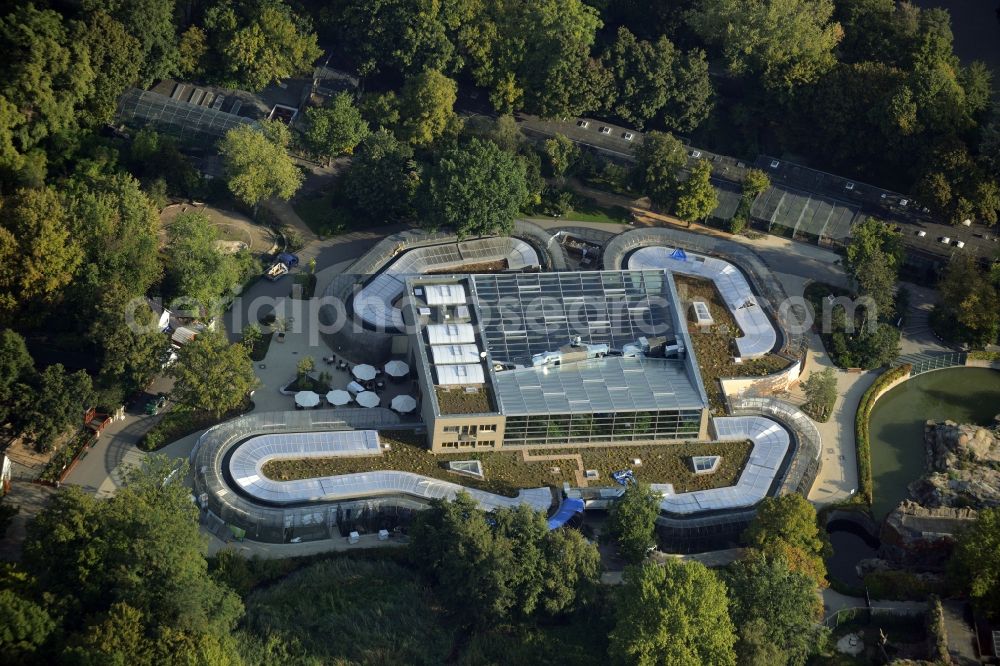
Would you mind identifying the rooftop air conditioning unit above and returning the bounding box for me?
[917,230,927,237]
[956,240,965,248]
[940,237,950,244]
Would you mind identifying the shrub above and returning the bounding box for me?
[854,364,911,505]
[926,595,950,664]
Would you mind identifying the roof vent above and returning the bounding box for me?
[769,159,780,169]
[956,240,965,249]
[845,182,855,191]
[900,199,908,207]
[691,150,702,158]
[917,230,926,237]
[962,219,972,227]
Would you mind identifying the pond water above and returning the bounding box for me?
[869,368,1000,520]
[826,519,880,588]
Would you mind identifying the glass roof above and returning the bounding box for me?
[115,88,253,140]
[471,270,675,365]
[494,356,704,415]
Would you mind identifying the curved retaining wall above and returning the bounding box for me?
[193,410,553,543]
[603,228,807,360]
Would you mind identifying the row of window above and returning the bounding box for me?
[503,409,702,445]
[442,424,497,435]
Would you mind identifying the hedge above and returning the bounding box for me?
[854,363,912,505]
[926,595,951,665]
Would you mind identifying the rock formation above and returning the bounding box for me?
[909,420,1000,510]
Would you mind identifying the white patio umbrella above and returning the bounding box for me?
[384,360,410,378]
[294,391,320,408]
[352,364,377,381]
[356,391,380,408]
[390,394,417,413]
[326,389,351,406]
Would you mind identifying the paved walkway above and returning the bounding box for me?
[205,529,408,559]
[821,588,928,618]
[942,600,980,666]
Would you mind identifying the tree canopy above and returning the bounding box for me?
[743,494,831,587]
[634,131,687,209]
[674,159,719,223]
[219,122,303,213]
[409,492,600,627]
[724,552,824,665]
[343,129,421,222]
[302,93,369,162]
[606,482,661,564]
[398,69,459,147]
[951,507,1000,621]
[167,330,259,416]
[421,138,529,238]
[609,560,736,666]
[932,256,1000,348]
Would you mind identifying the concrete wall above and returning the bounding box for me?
[719,360,802,402]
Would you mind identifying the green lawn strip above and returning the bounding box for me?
[528,199,632,225]
[435,387,492,414]
[675,275,790,415]
[261,432,753,496]
[547,440,752,493]
[141,401,252,451]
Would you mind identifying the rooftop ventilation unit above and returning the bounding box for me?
[916,230,926,237]
[956,240,965,249]
[962,219,972,226]
[845,182,855,190]
[940,237,950,244]
[691,150,702,158]
[900,199,908,207]
[769,159,780,169]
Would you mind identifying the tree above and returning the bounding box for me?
[21,364,94,452]
[743,494,830,587]
[84,0,179,83]
[409,493,600,627]
[219,122,303,214]
[0,5,95,179]
[600,28,713,131]
[0,329,33,424]
[725,552,823,665]
[164,211,255,310]
[801,367,837,421]
[844,217,904,318]
[932,256,1000,347]
[951,507,1000,620]
[688,0,843,93]
[0,187,81,319]
[609,560,736,666]
[543,134,580,177]
[80,11,142,125]
[0,588,54,658]
[241,323,262,351]
[203,0,322,92]
[296,355,315,378]
[343,129,421,221]
[23,456,244,656]
[743,169,771,198]
[674,159,719,223]
[177,25,208,78]
[303,93,369,163]
[398,69,459,147]
[91,288,169,395]
[634,131,687,209]
[167,330,258,416]
[607,482,661,563]
[422,138,529,238]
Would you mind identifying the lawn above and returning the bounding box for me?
[261,431,753,496]
[674,275,791,415]
[436,387,492,414]
[530,198,632,225]
[291,190,355,237]
[548,440,752,493]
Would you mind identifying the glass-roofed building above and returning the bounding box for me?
[402,270,710,451]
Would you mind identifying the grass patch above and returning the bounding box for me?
[550,440,752,493]
[262,432,753,497]
[140,400,252,451]
[675,275,790,415]
[969,350,1000,361]
[244,331,273,362]
[435,387,492,414]
[530,199,632,225]
[242,558,453,665]
[291,191,356,237]
[292,272,317,299]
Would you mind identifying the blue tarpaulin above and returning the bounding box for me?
[611,469,636,486]
[547,498,585,530]
[670,248,687,260]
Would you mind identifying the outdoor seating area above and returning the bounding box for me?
[291,357,417,414]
